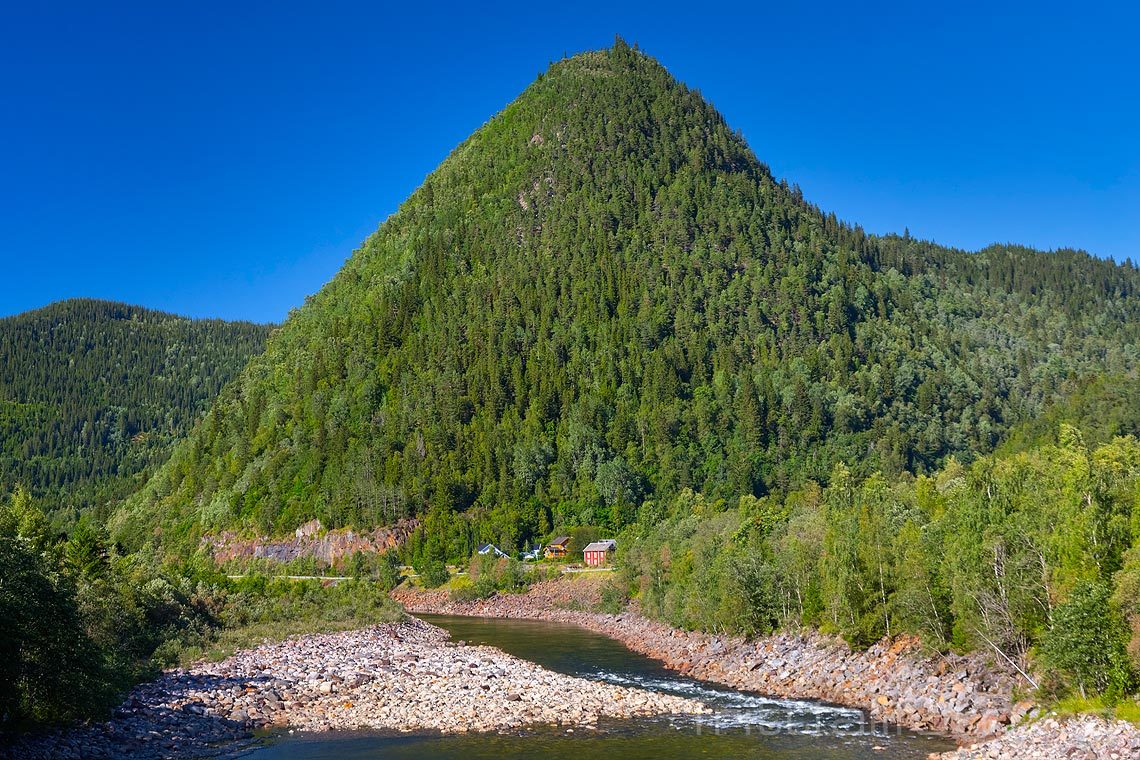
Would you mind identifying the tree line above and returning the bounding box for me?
[619,425,1140,701]
[114,43,1140,559]
[0,299,272,526]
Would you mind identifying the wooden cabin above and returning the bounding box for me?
[583,539,616,567]
[545,536,571,559]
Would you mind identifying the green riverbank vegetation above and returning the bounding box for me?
[0,487,400,734]
[7,40,1140,737]
[613,426,1140,705]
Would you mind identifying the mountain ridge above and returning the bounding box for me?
[0,297,274,525]
[111,40,1140,555]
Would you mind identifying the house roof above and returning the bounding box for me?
[582,540,616,552]
[548,536,571,547]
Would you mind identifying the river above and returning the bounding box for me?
[252,614,955,759]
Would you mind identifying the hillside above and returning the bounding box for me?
[113,40,1140,554]
[0,299,273,523]
[995,372,1140,455]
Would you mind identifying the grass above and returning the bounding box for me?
[178,608,404,666]
[176,579,406,666]
[1046,695,1140,725]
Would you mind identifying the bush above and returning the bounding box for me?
[448,576,495,602]
[418,561,450,589]
[1041,581,1136,700]
[375,553,403,591]
[0,490,415,735]
[496,559,528,592]
[451,556,542,600]
[0,534,114,728]
[597,578,630,614]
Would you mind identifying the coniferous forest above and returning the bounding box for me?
[5,41,1140,731]
[0,299,272,525]
[105,43,1140,705]
[115,43,1139,552]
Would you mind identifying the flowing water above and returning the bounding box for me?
[253,614,955,759]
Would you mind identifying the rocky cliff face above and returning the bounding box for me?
[205,518,419,567]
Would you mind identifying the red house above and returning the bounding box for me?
[583,539,616,567]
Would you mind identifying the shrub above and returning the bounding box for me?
[0,534,113,728]
[1041,581,1136,700]
[597,578,630,614]
[418,561,450,589]
[448,576,495,602]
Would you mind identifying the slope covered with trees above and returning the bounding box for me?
[114,41,1140,561]
[620,424,1140,699]
[0,299,272,524]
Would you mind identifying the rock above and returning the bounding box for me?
[932,715,1140,759]
[391,575,1036,749]
[11,617,707,758]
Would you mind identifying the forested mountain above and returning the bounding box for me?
[113,40,1140,555]
[0,299,272,524]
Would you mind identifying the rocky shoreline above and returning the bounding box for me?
[939,715,1140,759]
[6,617,705,759]
[393,579,1023,740]
[392,577,1140,759]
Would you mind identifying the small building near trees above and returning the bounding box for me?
[476,543,507,558]
[583,539,616,567]
[545,536,571,559]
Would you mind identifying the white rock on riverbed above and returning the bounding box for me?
[931,715,1140,760]
[7,617,707,759]
[189,617,707,734]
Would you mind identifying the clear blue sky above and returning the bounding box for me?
[2,1,1137,323]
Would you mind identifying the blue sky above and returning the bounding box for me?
[2,1,1137,323]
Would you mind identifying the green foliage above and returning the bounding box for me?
[1110,546,1140,668]
[0,509,111,727]
[597,577,631,614]
[627,507,782,635]
[338,549,403,589]
[447,576,489,602]
[64,519,110,579]
[374,552,403,590]
[449,555,546,602]
[0,491,214,729]
[113,44,1140,560]
[998,374,1140,456]
[417,561,450,589]
[1041,581,1135,700]
[34,41,1134,707]
[0,299,271,524]
[0,484,400,733]
[621,431,1140,700]
[216,576,401,632]
[565,525,601,555]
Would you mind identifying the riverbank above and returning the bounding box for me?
[938,715,1140,759]
[6,617,706,759]
[392,577,1140,758]
[392,577,1023,740]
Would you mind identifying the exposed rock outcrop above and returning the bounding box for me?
[204,518,419,567]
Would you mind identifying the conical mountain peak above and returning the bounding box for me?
[112,44,1140,553]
